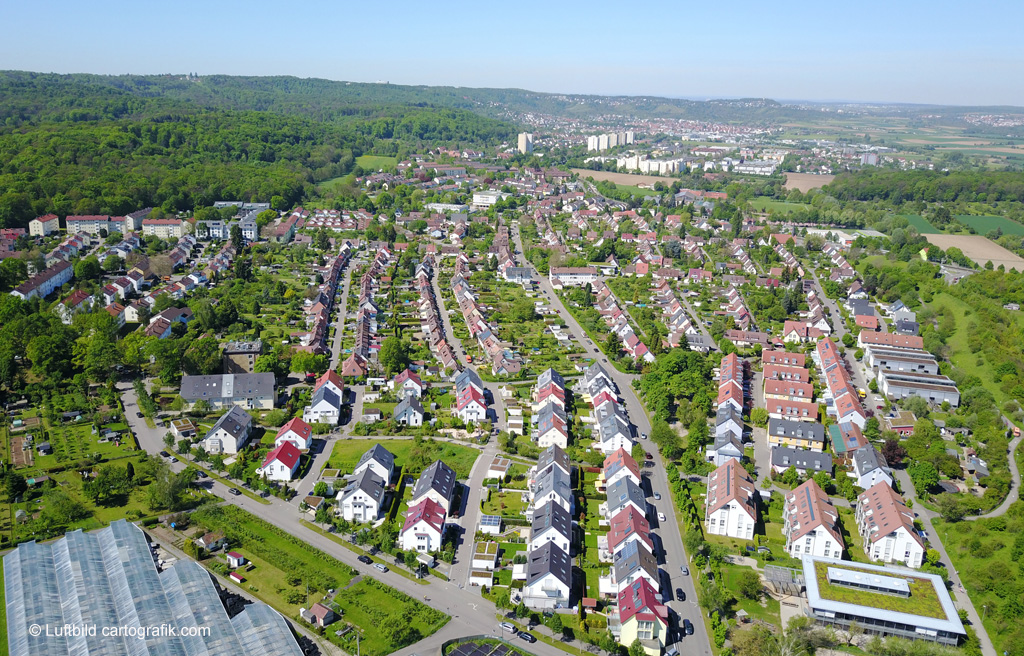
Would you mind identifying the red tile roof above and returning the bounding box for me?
[260,441,301,470]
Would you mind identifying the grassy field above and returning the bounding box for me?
[481,489,527,518]
[721,565,781,625]
[956,215,1024,236]
[749,198,809,214]
[812,561,945,618]
[193,505,447,656]
[356,155,398,170]
[896,214,940,234]
[326,438,480,478]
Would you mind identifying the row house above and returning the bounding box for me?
[815,338,867,427]
[11,260,73,300]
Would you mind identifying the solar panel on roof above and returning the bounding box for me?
[492,645,511,656]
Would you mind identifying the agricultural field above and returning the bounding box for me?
[955,215,1024,237]
[783,172,835,192]
[896,214,940,234]
[356,155,398,170]
[924,235,1024,271]
[569,168,667,187]
[326,438,480,478]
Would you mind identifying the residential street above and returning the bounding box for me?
[328,256,357,370]
[512,223,712,655]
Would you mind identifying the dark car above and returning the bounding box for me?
[136,412,144,418]
[645,452,653,460]
[676,588,686,602]
[683,619,694,636]
[159,451,170,458]
[357,555,373,565]
[519,631,537,643]
[227,488,241,496]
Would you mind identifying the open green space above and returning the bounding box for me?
[720,566,781,625]
[895,214,940,234]
[327,438,480,478]
[482,489,528,518]
[356,155,398,170]
[192,504,447,656]
[956,215,1024,236]
[811,561,945,619]
[749,198,809,214]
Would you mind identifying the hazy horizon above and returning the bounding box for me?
[4,0,1024,107]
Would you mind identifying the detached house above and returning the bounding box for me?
[275,417,312,450]
[400,497,447,552]
[255,441,301,482]
[354,443,395,482]
[394,395,425,427]
[338,468,386,523]
[410,460,457,512]
[303,385,342,425]
[704,460,757,540]
[782,480,844,559]
[856,482,925,568]
[202,406,253,455]
[851,446,893,489]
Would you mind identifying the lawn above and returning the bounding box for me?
[749,198,809,214]
[330,578,449,656]
[482,490,528,518]
[811,560,946,619]
[721,565,781,625]
[896,214,940,235]
[327,438,480,478]
[955,215,1024,236]
[356,155,398,170]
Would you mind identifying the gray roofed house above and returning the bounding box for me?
[303,385,342,425]
[716,404,744,438]
[410,460,457,512]
[583,362,615,392]
[394,395,425,427]
[454,368,483,393]
[354,443,395,482]
[537,367,565,390]
[893,319,920,336]
[612,539,660,593]
[768,418,826,450]
[606,477,647,519]
[852,446,893,489]
[771,446,832,475]
[180,372,276,410]
[338,468,386,522]
[707,432,744,466]
[534,444,571,478]
[531,465,573,518]
[530,501,573,554]
[524,542,572,610]
[203,405,254,454]
[686,333,716,353]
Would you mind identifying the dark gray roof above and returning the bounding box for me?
[716,404,743,427]
[526,541,572,588]
[537,368,565,390]
[342,468,385,503]
[531,501,572,541]
[356,444,395,474]
[606,477,646,516]
[180,373,275,402]
[536,403,567,437]
[712,432,743,454]
[454,368,483,392]
[849,299,873,317]
[853,446,889,476]
[394,395,424,419]
[311,385,341,408]
[612,539,658,583]
[767,418,825,444]
[534,466,572,504]
[771,446,832,473]
[208,406,252,441]
[412,460,457,502]
[536,444,570,476]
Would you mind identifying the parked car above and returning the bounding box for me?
[654,492,661,500]
[676,588,686,602]
[683,619,694,635]
[645,452,653,460]
[168,457,178,464]
[227,488,241,496]
[680,566,689,575]
[136,412,144,418]
[357,555,372,565]
[159,451,170,458]
[658,512,666,522]
[518,631,537,643]
[499,622,516,633]
[373,563,389,573]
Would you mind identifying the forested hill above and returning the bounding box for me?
[0,71,816,124]
[0,73,516,228]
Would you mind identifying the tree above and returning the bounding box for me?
[628,639,646,656]
[378,336,410,374]
[813,471,832,493]
[546,613,563,633]
[182,336,223,376]
[781,466,800,486]
[102,254,125,273]
[863,416,881,441]
[684,530,706,558]
[737,570,763,600]
[0,257,28,292]
[925,548,942,566]
[4,471,27,502]
[935,494,964,522]
[750,407,769,427]
[74,255,102,281]
[908,461,939,497]
[881,438,907,466]
[163,433,175,450]
[291,351,328,375]
[313,481,329,497]
[604,332,621,355]
[631,442,646,463]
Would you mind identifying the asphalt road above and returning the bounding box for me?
[512,222,712,654]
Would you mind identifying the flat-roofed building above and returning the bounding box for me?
[878,370,960,407]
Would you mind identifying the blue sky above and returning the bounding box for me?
[4,0,1023,106]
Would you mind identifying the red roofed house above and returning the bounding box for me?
[704,460,757,540]
[314,369,345,398]
[782,480,843,559]
[275,417,313,450]
[400,498,447,552]
[392,368,425,398]
[607,506,653,556]
[455,386,487,423]
[255,441,302,482]
[341,353,368,378]
[856,315,879,331]
[616,578,670,656]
